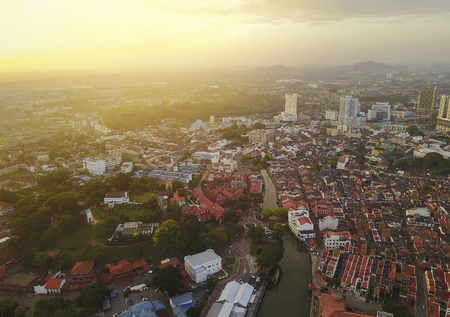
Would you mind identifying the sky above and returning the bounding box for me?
[1,0,450,75]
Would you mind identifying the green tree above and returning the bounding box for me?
[93,222,106,238]
[171,180,184,191]
[237,196,252,211]
[311,163,322,171]
[75,282,110,309]
[205,276,219,292]
[13,307,27,317]
[394,159,408,169]
[33,252,53,271]
[186,306,201,317]
[248,226,266,243]
[52,251,72,271]
[329,160,338,169]
[56,215,81,235]
[260,208,273,219]
[0,298,20,317]
[200,229,228,251]
[270,223,285,239]
[153,220,186,252]
[406,125,424,136]
[223,211,241,224]
[257,241,284,269]
[150,265,183,296]
[253,122,265,129]
[273,208,289,219]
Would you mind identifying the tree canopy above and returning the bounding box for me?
[248,226,266,243]
[257,241,285,269]
[150,265,184,296]
[153,220,186,252]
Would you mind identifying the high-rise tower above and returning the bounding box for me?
[285,93,298,122]
[436,95,450,130]
[418,87,438,113]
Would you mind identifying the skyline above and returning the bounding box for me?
[1,0,450,76]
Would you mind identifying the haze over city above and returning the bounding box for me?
[2,0,450,77]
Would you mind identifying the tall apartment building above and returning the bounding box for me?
[372,102,391,121]
[417,87,438,113]
[249,129,275,144]
[338,96,365,129]
[436,95,450,130]
[83,151,122,176]
[285,93,298,122]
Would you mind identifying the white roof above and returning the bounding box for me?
[218,281,240,303]
[233,283,254,308]
[230,306,246,317]
[185,249,220,267]
[218,302,234,317]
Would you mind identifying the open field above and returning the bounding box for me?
[129,192,157,203]
[91,207,145,222]
[56,224,93,261]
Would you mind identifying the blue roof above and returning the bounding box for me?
[131,301,154,314]
[111,291,117,298]
[170,292,194,308]
[79,175,92,181]
[151,300,166,311]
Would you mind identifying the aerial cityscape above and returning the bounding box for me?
[2,1,450,317]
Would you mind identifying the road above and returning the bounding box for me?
[415,270,427,317]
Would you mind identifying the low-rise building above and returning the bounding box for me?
[319,216,339,231]
[0,201,15,216]
[288,209,316,242]
[104,191,130,208]
[184,249,222,284]
[0,271,40,293]
[67,261,95,285]
[324,232,351,250]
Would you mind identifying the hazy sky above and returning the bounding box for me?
[1,0,450,74]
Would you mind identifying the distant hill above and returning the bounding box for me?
[336,61,393,73]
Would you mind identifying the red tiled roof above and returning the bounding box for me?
[70,261,95,275]
[45,279,64,290]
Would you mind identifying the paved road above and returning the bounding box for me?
[416,270,427,317]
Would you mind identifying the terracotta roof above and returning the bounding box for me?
[45,279,64,289]
[70,261,95,275]
[105,191,126,198]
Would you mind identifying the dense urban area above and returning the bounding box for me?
[1,62,450,317]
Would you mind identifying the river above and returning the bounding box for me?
[257,170,312,317]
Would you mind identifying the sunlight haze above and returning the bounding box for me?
[1,0,450,75]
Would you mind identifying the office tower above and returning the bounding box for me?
[210,115,215,124]
[436,95,450,130]
[285,93,298,122]
[417,87,438,112]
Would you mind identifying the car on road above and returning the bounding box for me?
[423,305,426,310]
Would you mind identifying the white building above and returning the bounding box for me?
[104,191,130,208]
[34,277,65,295]
[406,207,431,218]
[367,109,377,121]
[83,151,122,176]
[121,162,133,173]
[324,232,351,250]
[319,216,338,231]
[339,96,358,122]
[325,110,339,121]
[249,129,275,144]
[288,209,316,242]
[184,249,222,284]
[193,151,220,163]
[284,93,298,122]
[372,102,391,121]
[382,124,407,132]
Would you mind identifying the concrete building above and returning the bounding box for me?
[193,151,220,163]
[372,102,391,121]
[0,272,40,293]
[319,216,339,231]
[418,86,438,113]
[339,96,358,122]
[249,129,275,144]
[83,151,122,176]
[382,124,408,132]
[0,201,15,216]
[67,261,95,285]
[184,249,222,283]
[288,209,316,242]
[284,93,298,122]
[367,109,377,121]
[104,191,130,208]
[210,115,215,124]
[324,232,351,250]
[436,95,450,130]
[121,162,133,173]
[325,110,339,121]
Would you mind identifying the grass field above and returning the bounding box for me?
[0,169,28,182]
[82,240,166,267]
[129,192,157,203]
[0,137,11,144]
[91,207,146,222]
[56,225,93,261]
